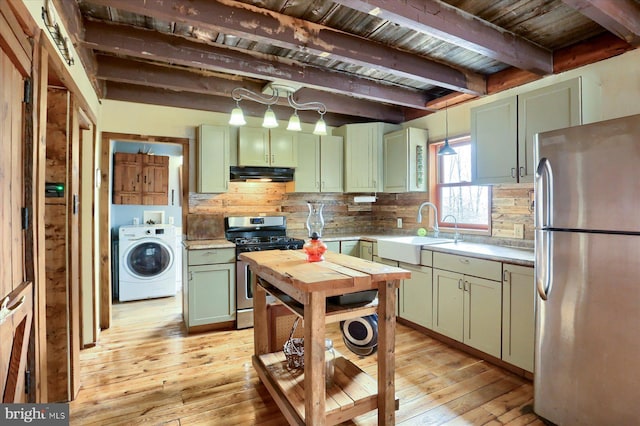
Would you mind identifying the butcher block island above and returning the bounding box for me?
[240,250,410,425]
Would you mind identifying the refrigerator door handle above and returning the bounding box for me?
[535,157,553,228]
[535,157,553,300]
[536,229,553,300]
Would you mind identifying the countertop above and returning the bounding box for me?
[420,241,534,267]
[182,239,235,250]
[182,235,534,266]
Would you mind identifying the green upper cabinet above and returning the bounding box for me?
[383,127,428,193]
[238,127,297,167]
[471,97,518,184]
[293,133,343,193]
[472,77,582,184]
[334,122,399,192]
[197,124,230,193]
[517,78,581,182]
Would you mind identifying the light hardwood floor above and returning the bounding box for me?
[70,295,543,425]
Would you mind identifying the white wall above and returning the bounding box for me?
[408,49,640,142]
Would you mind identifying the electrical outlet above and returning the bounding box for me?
[397,218,403,228]
[514,223,525,239]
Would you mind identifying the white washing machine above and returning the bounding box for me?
[118,224,178,302]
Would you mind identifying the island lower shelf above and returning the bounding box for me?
[253,351,397,425]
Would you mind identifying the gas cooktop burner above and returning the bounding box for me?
[233,236,303,245]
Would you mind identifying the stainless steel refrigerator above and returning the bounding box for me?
[534,113,640,425]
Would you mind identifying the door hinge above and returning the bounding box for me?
[25,369,31,394]
[23,79,32,104]
[22,207,29,230]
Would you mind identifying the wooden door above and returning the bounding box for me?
[0,43,31,403]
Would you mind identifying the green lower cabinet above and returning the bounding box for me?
[464,276,502,358]
[433,269,502,358]
[433,269,464,341]
[187,263,236,326]
[502,264,535,372]
[340,240,360,257]
[398,263,433,329]
[324,241,340,253]
[359,241,374,260]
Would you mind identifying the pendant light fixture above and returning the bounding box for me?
[262,106,279,128]
[229,84,327,135]
[287,110,302,131]
[438,103,457,156]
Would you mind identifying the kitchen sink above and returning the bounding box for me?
[377,236,451,264]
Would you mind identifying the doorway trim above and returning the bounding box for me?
[98,132,189,329]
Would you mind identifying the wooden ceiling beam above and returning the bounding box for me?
[83,20,430,110]
[332,0,553,75]
[83,0,485,95]
[488,32,632,94]
[561,0,640,46]
[103,82,373,127]
[95,55,408,122]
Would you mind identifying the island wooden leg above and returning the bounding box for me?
[304,291,326,425]
[377,280,397,425]
[253,272,268,356]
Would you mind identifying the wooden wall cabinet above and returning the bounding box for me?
[502,264,535,372]
[238,127,297,167]
[113,152,169,205]
[472,77,582,184]
[293,133,343,192]
[197,125,230,193]
[383,127,428,192]
[334,122,400,192]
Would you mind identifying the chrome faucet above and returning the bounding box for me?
[416,202,439,237]
[442,214,461,243]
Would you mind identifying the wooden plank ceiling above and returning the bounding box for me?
[62,0,639,125]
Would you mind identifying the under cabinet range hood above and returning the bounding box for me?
[230,166,294,182]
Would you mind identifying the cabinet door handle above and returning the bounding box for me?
[264,154,269,164]
[188,272,193,281]
[464,281,470,292]
[511,168,516,178]
[503,270,510,282]
[519,166,525,177]
[458,258,470,264]
[271,154,275,163]
[458,279,463,290]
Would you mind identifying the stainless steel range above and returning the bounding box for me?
[225,216,305,329]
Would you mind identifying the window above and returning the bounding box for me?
[434,136,491,231]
